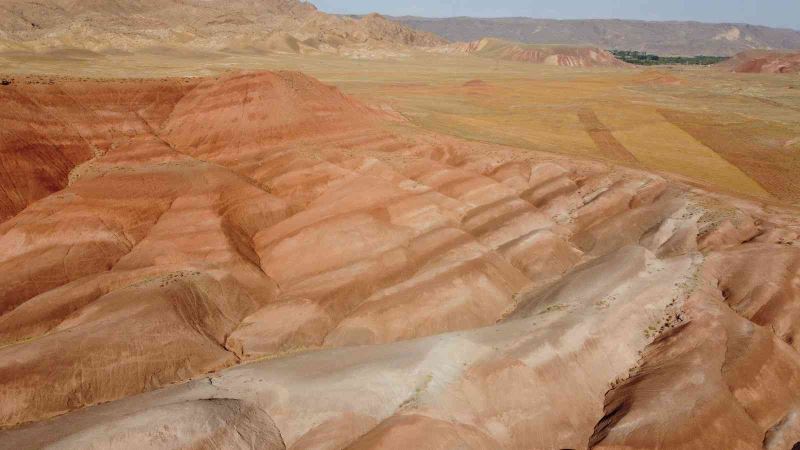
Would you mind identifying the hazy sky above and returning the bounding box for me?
[312,0,800,30]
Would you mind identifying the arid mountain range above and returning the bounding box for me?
[722,50,800,73]
[0,0,444,53]
[393,16,800,56]
[435,37,627,67]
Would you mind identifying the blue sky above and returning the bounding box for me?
[312,0,800,30]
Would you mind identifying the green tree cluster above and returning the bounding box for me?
[610,50,729,66]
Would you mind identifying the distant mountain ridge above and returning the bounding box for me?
[392,16,800,56]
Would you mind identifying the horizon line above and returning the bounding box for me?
[326,11,800,32]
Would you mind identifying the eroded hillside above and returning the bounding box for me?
[0,0,444,53]
[434,38,627,67]
[0,71,799,449]
[723,50,800,74]
[394,16,800,57]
